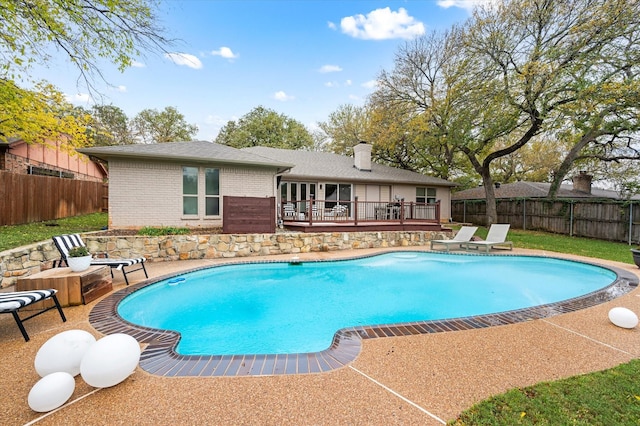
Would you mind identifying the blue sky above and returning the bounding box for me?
[38,1,482,140]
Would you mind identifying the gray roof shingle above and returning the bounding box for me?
[243,146,456,187]
[77,140,293,169]
[452,181,640,200]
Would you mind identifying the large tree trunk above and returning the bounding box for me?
[480,168,497,227]
[548,132,598,198]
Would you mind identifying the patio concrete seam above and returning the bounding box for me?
[541,319,636,356]
[348,365,446,425]
[23,388,101,426]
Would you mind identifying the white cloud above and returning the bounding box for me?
[325,82,336,88]
[362,80,379,89]
[212,46,239,60]
[327,21,337,30]
[111,85,127,93]
[319,64,343,73]
[437,0,499,11]
[348,94,361,101]
[131,60,146,68]
[164,52,203,69]
[340,7,425,40]
[273,91,294,101]
[345,79,352,86]
[65,93,92,104]
[205,115,226,126]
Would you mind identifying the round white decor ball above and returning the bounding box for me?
[35,330,96,377]
[28,372,75,412]
[80,333,141,388]
[608,307,638,329]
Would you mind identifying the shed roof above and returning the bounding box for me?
[243,146,456,187]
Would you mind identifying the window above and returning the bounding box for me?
[416,187,437,204]
[205,168,220,216]
[183,166,198,215]
[183,166,220,216]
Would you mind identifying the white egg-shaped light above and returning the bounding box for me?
[608,307,638,329]
[35,330,96,377]
[80,333,141,388]
[28,372,75,412]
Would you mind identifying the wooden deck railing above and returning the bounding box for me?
[280,197,440,225]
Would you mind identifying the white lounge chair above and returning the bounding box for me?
[430,226,478,252]
[462,224,513,252]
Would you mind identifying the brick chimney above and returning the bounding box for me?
[353,141,372,171]
[572,171,592,194]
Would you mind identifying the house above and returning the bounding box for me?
[78,141,293,229]
[244,143,456,224]
[452,173,640,201]
[0,137,107,182]
[78,140,455,231]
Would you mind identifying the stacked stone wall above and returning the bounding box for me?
[0,230,447,288]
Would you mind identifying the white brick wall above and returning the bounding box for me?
[109,160,277,229]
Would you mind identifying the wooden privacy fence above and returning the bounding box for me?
[452,198,640,244]
[0,171,108,226]
[223,196,275,234]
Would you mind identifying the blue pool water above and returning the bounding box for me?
[117,252,617,356]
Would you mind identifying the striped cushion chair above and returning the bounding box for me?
[52,234,148,286]
[0,289,67,341]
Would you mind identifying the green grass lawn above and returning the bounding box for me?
[2,214,639,423]
[0,213,108,252]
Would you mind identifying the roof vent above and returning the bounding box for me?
[353,141,372,172]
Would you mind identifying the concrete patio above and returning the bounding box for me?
[1,248,639,425]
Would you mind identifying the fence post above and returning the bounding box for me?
[569,202,574,237]
[523,199,526,231]
[629,203,634,245]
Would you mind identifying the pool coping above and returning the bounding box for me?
[88,251,639,377]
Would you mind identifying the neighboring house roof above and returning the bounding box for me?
[77,141,294,172]
[452,181,640,201]
[243,146,456,187]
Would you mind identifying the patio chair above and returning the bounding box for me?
[462,224,513,252]
[52,234,148,286]
[430,226,478,252]
[0,289,67,341]
[283,203,296,218]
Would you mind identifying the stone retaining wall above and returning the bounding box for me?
[0,230,447,289]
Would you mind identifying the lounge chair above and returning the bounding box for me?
[52,234,148,286]
[0,289,66,341]
[462,224,513,252]
[430,226,478,252]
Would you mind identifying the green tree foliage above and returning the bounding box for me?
[0,0,171,89]
[0,80,90,146]
[87,104,136,146]
[215,106,314,150]
[132,106,198,143]
[373,0,640,225]
[316,104,369,155]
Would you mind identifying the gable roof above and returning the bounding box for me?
[452,181,640,201]
[77,141,293,171]
[243,146,456,187]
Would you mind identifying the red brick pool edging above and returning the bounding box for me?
[88,252,638,377]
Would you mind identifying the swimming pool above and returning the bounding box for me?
[117,252,623,355]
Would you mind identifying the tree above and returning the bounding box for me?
[377,0,640,225]
[215,106,314,150]
[0,80,90,147]
[0,0,171,91]
[88,105,136,146]
[316,104,369,155]
[132,107,198,143]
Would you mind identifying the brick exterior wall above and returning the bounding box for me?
[108,160,277,229]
